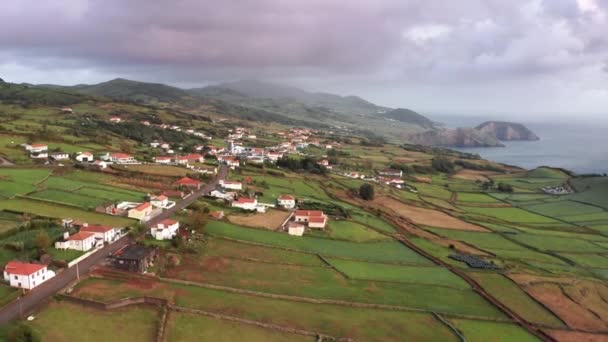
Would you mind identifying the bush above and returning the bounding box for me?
[8,323,41,342]
[431,156,454,173]
[497,183,514,193]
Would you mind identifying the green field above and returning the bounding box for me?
[459,206,564,224]
[523,200,604,218]
[457,192,502,203]
[29,189,105,209]
[0,198,134,226]
[350,212,396,232]
[569,177,608,209]
[510,234,607,253]
[559,253,608,268]
[205,221,432,265]
[204,238,325,266]
[468,272,564,327]
[28,301,158,342]
[166,312,314,342]
[321,220,391,242]
[448,318,540,342]
[0,168,50,197]
[326,258,470,289]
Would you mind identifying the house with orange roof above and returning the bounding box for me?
[231,197,258,211]
[128,202,153,221]
[294,210,327,229]
[80,223,118,243]
[55,231,97,251]
[3,261,55,290]
[174,177,202,190]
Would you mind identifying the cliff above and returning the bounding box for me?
[475,121,539,141]
[408,128,505,148]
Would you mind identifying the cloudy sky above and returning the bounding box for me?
[1,0,607,119]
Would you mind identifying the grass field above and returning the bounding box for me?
[326,258,470,289]
[204,238,325,266]
[457,192,503,203]
[73,277,502,335]
[459,206,564,224]
[0,168,50,197]
[510,234,607,253]
[559,253,608,268]
[166,312,314,342]
[522,201,604,218]
[569,177,608,209]
[29,189,105,209]
[28,301,158,342]
[322,220,391,242]
[468,272,565,327]
[205,221,432,265]
[448,318,540,342]
[119,164,190,176]
[0,198,134,226]
[350,212,396,232]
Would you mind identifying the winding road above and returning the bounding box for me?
[0,164,228,324]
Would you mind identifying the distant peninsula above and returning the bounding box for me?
[475,121,540,141]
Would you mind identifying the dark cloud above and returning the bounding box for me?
[0,0,607,115]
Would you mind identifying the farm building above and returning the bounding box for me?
[151,219,179,240]
[112,244,157,273]
[151,195,174,209]
[277,195,296,209]
[154,156,172,164]
[50,152,69,161]
[3,261,55,290]
[107,152,137,164]
[378,169,403,177]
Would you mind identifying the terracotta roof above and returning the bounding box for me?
[308,216,327,223]
[31,143,47,148]
[111,153,132,159]
[155,156,172,160]
[133,202,151,211]
[279,195,295,201]
[175,177,201,186]
[295,210,324,217]
[159,219,178,227]
[4,261,46,276]
[81,224,113,233]
[67,231,96,241]
[235,197,256,204]
[79,152,93,156]
[152,195,168,201]
[184,153,203,160]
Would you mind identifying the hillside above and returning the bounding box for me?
[408,127,504,147]
[476,121,539,141]
[382,108,435,128]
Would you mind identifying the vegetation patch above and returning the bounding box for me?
[448,318,540,342]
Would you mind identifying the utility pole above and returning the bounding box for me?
[76,262,80,281]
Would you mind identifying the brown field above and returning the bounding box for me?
[509,274,608,331]
[413,176,432,183]
[451,169,500,181]
[374,196,488,232]
[545,330,608,342]
[228,209,291,230]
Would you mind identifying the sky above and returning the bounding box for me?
[1,0,608,120]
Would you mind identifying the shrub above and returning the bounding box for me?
[359,183,375,201]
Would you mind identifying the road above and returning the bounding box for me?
[0,163,228,325]
[145,164,228,228]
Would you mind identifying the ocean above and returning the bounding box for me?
[428,115,608,175]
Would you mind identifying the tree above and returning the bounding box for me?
[431,156,454,173]
[497,182,514,193]
[34,231,51,252]
[185,212,207,233]
[359,183,375,201]
[8,323,41,342]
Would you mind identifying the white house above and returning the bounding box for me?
[108,153,136,164]
[25,144,48,153]
[3,261,55,290]
[109,116,122,123]
[151,195,174,209]
[209,190,236,200]
[294,210,327,229]
[219,180,243,191]
[231,197,258,211]
[55,231,97,251]
[151,219,179,240]
[154,156,172,164]
[75,152,94,162]
[80,224,117,243]
[277,195,296,209]
[50,152,69,161]
[128,202,153,221]
[93,160,108,169]
[287,222,305,236]
[150,141,160,148]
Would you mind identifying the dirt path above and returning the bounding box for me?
[0,156,14,166]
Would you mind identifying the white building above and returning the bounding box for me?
[80,224,118,243]
[287,222,305,236]
[150,195,175,209]
[151,219,179,240]
[25,144,48,153]
[75,152,94,162]
[294,210,327,229]
[50,152,69,160]
[219,180,243,191]
[277,195,296,209]
[3,261,55,290]
[154,156,172,164]
[107,153,137,164]
[55,231,97,251]
[231,197,258,210]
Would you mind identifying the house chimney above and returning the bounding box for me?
[63,232,70,240]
